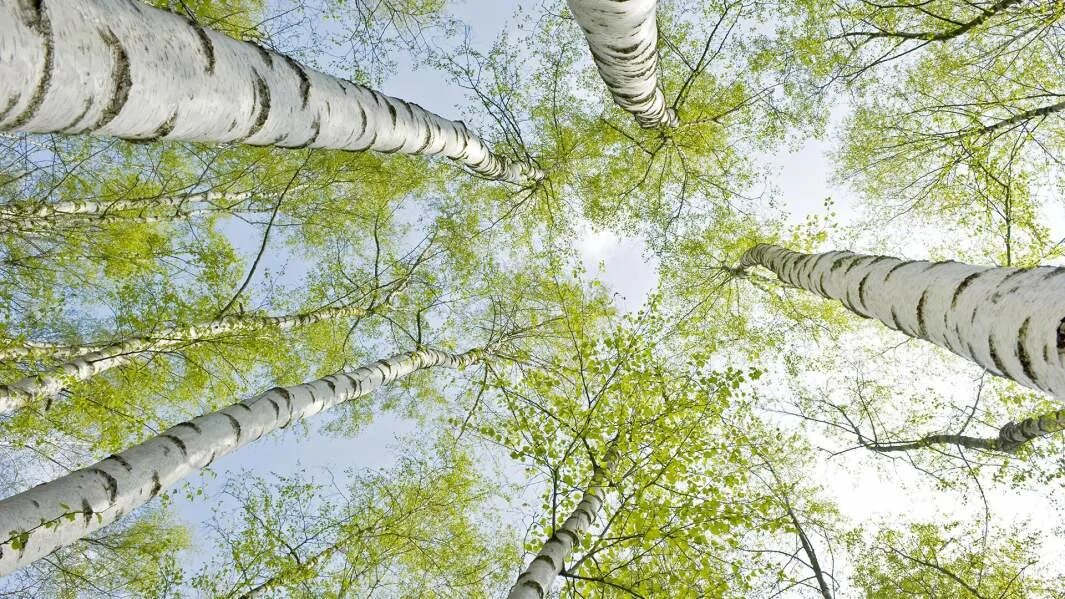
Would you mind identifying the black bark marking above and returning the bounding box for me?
[149,472,162,498]
[4,0,54,130]
[92,27,132,131]
[244,70,271,140]
[161,434,187,457]
[992,268,1030,303]
[883,261,908,282]
[223,412,242,440]
[916,289,929,339]
[890,307,905,334]
[252,42,273,67]
[989,335,1009,377]
[0,94,19,124]
[1043,267,1065,281]
[188,20,215,74]
[324,378,336,393]
[87,468,118,502]
[266,397,281,418]
[174,421,201,435]
[387,101,397,127]
[60,98,93,132]
[1017,318,1037,383]
[147,109,179,140]
[826,251,852,270]
[282,55,311,108]
[107,454,133,472]
[234,402,253,412]
[857,272,872,310]
[1058,318,1065,354]
[278,115,319,149]
[951,272,982,308]
[81,499,93,525]
[842,255,864,276]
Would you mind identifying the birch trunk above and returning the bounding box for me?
[0,0,542,185]
[567,0,678,129]
[0,302,374,415]
[0,190,255,226]
[738,244,1065,399]
[0,346,483,576]
[0,340,108,362]
[507,446,617,599]
[865,408,1065,453]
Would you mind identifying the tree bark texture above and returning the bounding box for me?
[739,244,1065,399]
[0,0,542,184]
[0,346,482,576]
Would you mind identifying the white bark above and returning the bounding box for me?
[567,0,677,128]
[739,243,1065,399]
[507,447,617,599]
[0,340,108,362]
[0,303,373,415]
[0,346,483,576]
[0,190,253,221]
[0,0,542,185]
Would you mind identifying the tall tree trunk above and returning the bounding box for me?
[0,190,256,228]
[738,244,1065,399]
[0,346,483,576]
[0,340,108,363]
[863,407,1065,453]
[0,0,542,185]
[0,302,375,415]
[507,446,618,599]
[567,0,678,129]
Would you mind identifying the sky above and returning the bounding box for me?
[171,0,1064,590]
[3,0,1061,594]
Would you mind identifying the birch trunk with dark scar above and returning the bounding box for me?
[0,346,483,576]
[0,302,377,415]
[566,0,678,129]
[864,408,1065,454]
[507,445,618,599]
[0,0,542,185]
[738,244,1065,399]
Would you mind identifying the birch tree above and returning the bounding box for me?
[738,243,1065,400]
[0,0,542,185]
[507,444,618,599]
[0,345,483,576]
[565,0,678,129]
[0,299,393,415]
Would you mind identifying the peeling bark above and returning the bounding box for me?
[0,0,542,184]
[0,346,483,576]
[739,244,1065,399]
[567,0,677,128]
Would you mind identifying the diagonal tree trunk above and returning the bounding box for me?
[737,243,1065,399]
[0,346,484,576]
[566,0,678,129]
[507,445,618,599]
[863,407,1065,454]
[0,190,257,228]
[0,301,379,415]
[0,340,109,363]
[0,0,542,185]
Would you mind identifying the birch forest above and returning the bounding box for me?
[1,0,1064,596]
